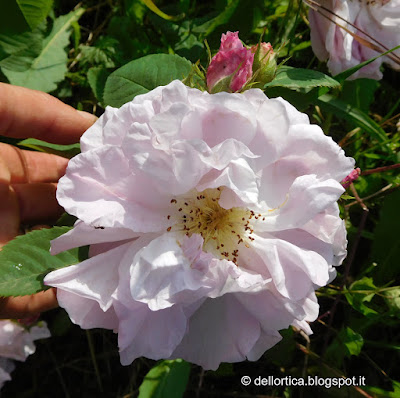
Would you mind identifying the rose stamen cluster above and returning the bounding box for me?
[167,188,261,264]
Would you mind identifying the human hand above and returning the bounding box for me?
[0,83,97,319]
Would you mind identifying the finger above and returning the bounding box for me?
[12,183,63,224]
[0,288,58,319]
[0,83,97,144]
[0,143,69,184]
[0,183,19,247]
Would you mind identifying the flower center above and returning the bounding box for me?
[167,188,261,264]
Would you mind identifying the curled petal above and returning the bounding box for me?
[171,295,261,370]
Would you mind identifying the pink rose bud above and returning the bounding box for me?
[206,31,254,93]
[251,42,277,86]
[341,168,361,189]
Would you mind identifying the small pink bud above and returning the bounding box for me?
[206,31,254,93]
[251,42,277,86]
[341,168,361,189]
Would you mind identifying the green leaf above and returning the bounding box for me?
[78,36,118,69]
[372,190,400,284]
[334,44,400,83]
[56,212,78,227]
[18,138,81,158]
[16,0,53,30]
[0,28,44,71]
[0,227,79,296]
[383,288,400,316]
[0,29,42,55]
[87,67,110,104]
[1,8,84,92]
[103,54,192,107]
[362,380,400,398]
[125,0,147,24]
[141,0,184,21]
[192,0,240,37]
[315,94,389,144]
[340,78,380,113]
[341,327,364,356]
[345,277,378,317]
[138,359,190,398]
[325,327,364,367]
[264,66,340,90]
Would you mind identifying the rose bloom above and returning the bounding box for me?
[0,320,50,389]
[44,80,354,370]
[309,0,400,79]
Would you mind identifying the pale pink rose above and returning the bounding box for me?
[44,80,354,370]
[0,320,50,389]
[206,31,254,93]
[309,0,400,79]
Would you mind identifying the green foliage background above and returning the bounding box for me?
[0,0,399,397]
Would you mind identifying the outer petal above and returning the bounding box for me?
[291,291,320,335]
[56,291,118,330]
[246,96,291,171]
[51,220,139,255]
[57,146,172,232]
[80,105,123,152]
[114,234,193,364]
[249,233,330,300]
[171,294,261,370]
[257,174,345,231]
[80,97,157,152]
[301,203,348,267]
[114,300,190,365]
[258,124,354,209]
[45,241,134,311]
[235,288,305,332]
[246,330,282,361]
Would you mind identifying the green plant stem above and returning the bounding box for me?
[86,330,104,392]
